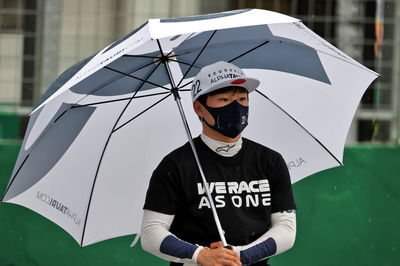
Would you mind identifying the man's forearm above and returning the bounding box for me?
[141,209,203,264]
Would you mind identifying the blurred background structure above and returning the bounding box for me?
[0,1,399,266]
[0,0,399,143]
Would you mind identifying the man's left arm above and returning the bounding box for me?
[232,210,296,264]
[218,152,296,264]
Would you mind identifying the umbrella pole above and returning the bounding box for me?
[159,52,228,246]
[172,88,228,247]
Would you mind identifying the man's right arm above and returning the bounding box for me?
[141,209,202,264]
[141,209,241,266]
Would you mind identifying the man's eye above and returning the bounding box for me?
[219,98,229,102]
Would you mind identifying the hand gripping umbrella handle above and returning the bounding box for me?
[174,95,228,247]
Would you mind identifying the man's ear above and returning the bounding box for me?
[193,100,204,118]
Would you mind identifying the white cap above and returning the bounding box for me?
[191,61,260,102]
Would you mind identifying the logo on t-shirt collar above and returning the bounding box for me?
[215,143,236,153]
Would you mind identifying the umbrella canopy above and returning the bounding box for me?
[1,9,378,247]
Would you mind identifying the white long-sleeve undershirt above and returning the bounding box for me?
[140,209,296,265]
[141,210,203,265]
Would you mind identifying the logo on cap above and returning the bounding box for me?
[192,80,201,99]
[210,73,241,84]
[231,79,246,85]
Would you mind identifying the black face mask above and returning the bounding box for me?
[202,100,249,138]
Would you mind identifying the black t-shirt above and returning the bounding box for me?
[144,136,296,248]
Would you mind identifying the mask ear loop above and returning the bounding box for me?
[198,100,217,129]
[201,113,219,130]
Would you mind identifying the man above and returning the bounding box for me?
[141,61,296,266]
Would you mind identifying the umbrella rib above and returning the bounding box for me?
[75,57,167,105]
[104,66,171,91]
[70,92,172,109]
[168,58,202,69]
[229,38,376,76]
[178,80,193,90]
[228,40,270,63]
[176,30,217,88]
[169,50,195,57]
[113,92,172,132]
[80,61,164,246]
[53,92,171,133]
[255,90,343,166]
[168,58,201,88]
[122,54,159,59]
[68,60,159,109]
[118,59,162,75]
[72,73,127,107]
[0,154,30,202]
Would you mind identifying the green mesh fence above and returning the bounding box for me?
[1,141,399,266]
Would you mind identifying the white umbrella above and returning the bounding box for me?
[1,9,378,247]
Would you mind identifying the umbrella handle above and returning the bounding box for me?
[174,96,228,247]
